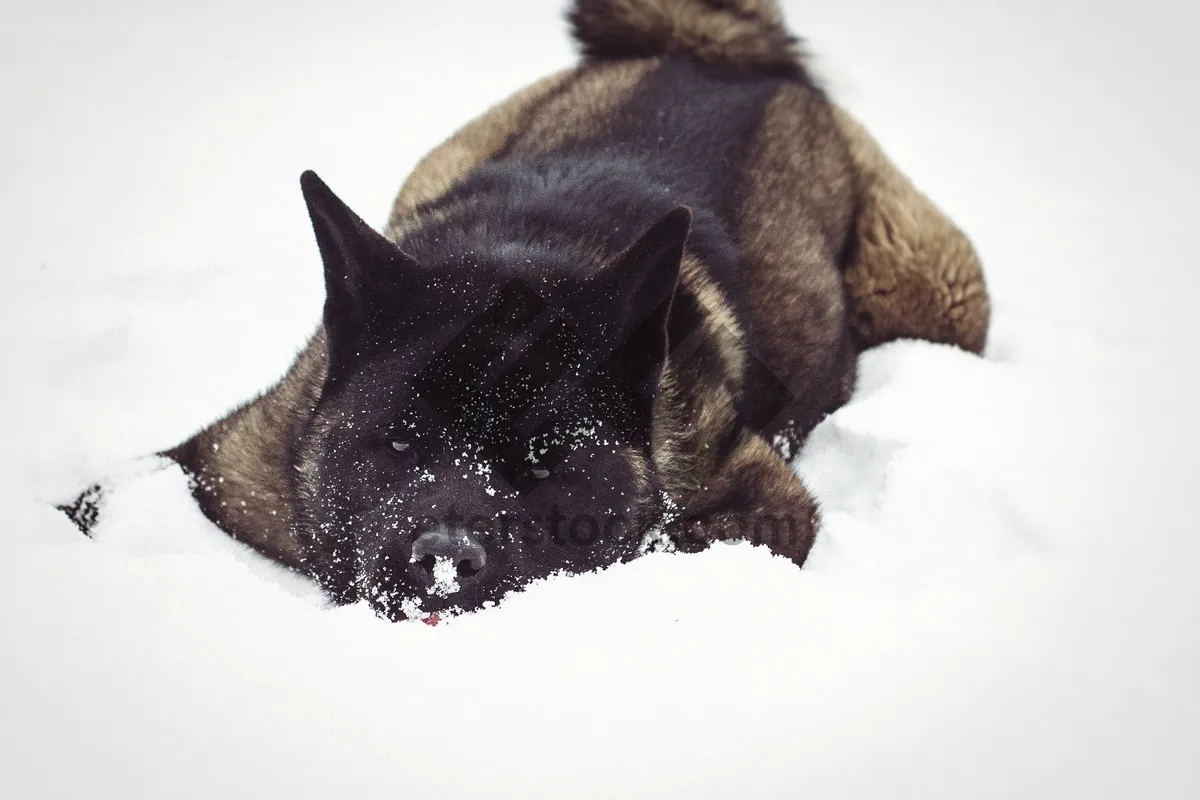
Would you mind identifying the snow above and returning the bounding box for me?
[2,0,1199,797]
[429,556,462,598]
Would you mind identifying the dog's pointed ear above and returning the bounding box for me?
[589,206,691,394]
[301,170,416,379]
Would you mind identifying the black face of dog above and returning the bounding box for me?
[293,172,691,620]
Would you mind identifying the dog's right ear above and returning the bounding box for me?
[301,170,417,380]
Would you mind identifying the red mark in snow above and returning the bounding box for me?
[422,613,441,627]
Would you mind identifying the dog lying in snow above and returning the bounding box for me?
[63,0,989,621]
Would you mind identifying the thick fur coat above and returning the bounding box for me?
[67,0,989,621]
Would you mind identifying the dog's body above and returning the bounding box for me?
[124,0,987,620]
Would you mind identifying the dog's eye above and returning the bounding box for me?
[530,467,551,480]
[386,439,418,461]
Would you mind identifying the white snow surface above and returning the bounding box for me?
[2,0,1199,797]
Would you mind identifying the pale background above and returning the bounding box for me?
[1,1,1198,797]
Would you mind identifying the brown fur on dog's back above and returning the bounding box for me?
[834,107,991,354]
[502,60,659,154]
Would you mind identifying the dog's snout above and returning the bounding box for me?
[410,529,487,582]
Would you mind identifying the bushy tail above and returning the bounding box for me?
[568,0,805,77]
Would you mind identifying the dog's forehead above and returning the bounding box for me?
[368,288,619,392]
[381,268,568,351]
[415,252,598,313]
[397,272,507,326]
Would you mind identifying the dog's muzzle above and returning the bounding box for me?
[410,528,487,593]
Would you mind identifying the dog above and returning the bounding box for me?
[63,0,990,621]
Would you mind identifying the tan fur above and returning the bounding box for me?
[622,444,653,502]
[681,254,747,387]
[570,0,803,75]
[670,429,819,565]
[650,364,697,494]
[177,331,328,569]
[504,59,658,153]
[834,106,991,354]
[292,375,339,516]
[736,83,857,405]
[651,256,745,498]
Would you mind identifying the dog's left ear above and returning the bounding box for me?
[300,170,417,381]
[587,206,691,392]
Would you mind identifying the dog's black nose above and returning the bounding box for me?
[410,529,487,583]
